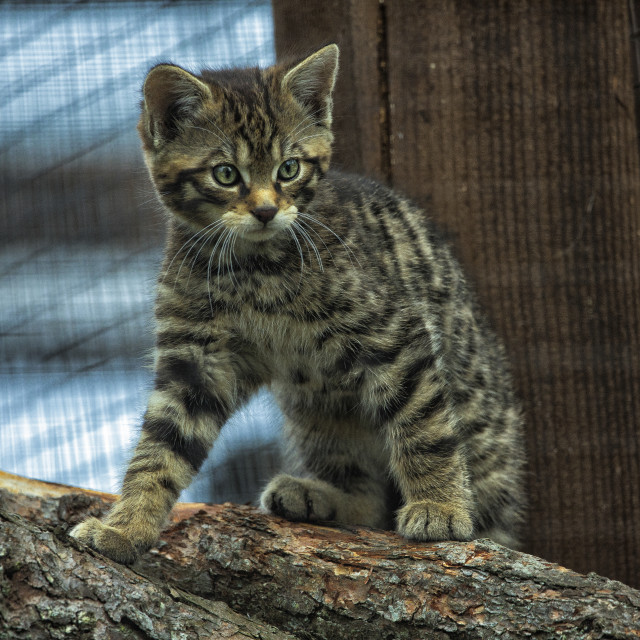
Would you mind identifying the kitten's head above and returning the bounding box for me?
[138,45,339,244]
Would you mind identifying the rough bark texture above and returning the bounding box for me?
[2,472,640,639]
[273,0,640,589]
[1,512,296,640]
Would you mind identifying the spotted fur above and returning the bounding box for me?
[71,45,525,563]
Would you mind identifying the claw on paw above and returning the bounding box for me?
[70,517,140,565]
[260,474,338,523]
[396,500,473,542]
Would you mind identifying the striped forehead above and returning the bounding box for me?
[199,70,285,162]
[215,108,279,172]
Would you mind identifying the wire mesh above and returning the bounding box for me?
[0,0,282,503]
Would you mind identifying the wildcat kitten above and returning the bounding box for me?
[71,44,525,564]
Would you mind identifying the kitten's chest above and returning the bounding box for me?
[170,239,388,386]
[229,276,366,387]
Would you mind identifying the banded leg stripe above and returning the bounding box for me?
[143,416,209,472]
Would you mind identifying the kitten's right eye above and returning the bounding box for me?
[212,164,239,186]
[278,158,300,181]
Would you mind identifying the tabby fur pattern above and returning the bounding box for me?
[71,45,525,564]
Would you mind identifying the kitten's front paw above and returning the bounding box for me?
[260,474,338,523]
[70,517,141,565]
[396,500,473,542]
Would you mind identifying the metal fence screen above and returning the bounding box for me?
[1,0,282,503]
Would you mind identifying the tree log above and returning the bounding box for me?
[0,511,296,640]
[2,471,640,639]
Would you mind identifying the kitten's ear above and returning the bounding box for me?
[140,64,212,146]
[282,44,339,128]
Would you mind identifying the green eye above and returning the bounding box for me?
[278,158,300,181]
[213,164,239,186]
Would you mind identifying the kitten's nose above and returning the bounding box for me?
[252,206,278,224]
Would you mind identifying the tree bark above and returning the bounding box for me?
[2,472,640,639]
[1,511,297,640]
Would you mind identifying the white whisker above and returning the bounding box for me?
[230,232,240,290]
[216,228,233,290]
[221,229,239,291]
[282,109,325,148]
[177,220,224,282]
[287,227,306,294]
[162,220,220,288]
[207,227,231,315]
[292,220,323,272]
[286,113,318,138]
[288,226,305,279]
[288,120,322,142]
[297,217,334,266]
[202,115,234,147]
[182,123,230,151]
[186,221,224,286]
[292,221,313,263]
[297,211,361,268]
[290,133,324,146]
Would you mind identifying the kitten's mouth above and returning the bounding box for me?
[242,224,282,242]
[222,207,297,243]
[242,212,297,243]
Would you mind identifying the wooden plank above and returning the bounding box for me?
[272,0,384,179]
[384,0,640,587]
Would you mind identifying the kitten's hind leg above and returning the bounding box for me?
[260,417,389,529]
[261,472,386,528]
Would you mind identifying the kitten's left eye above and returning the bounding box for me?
[278,159,300,181]
[213,164,239,186]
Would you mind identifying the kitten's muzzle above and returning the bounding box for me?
[252,206,278,225]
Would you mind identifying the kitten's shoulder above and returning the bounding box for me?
[316,168,415,216]
[317,168,454,253]
[319,168,436,222]
[321,168,394,199]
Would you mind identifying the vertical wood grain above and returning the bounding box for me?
[272,0,385,180]
[273,0,640,587]
[383,1,640,585]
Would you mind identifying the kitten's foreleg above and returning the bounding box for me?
[71,345,244,563]
[383,381,475,542]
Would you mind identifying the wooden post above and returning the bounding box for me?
[272,0,386,180]
[272,0,640,588]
